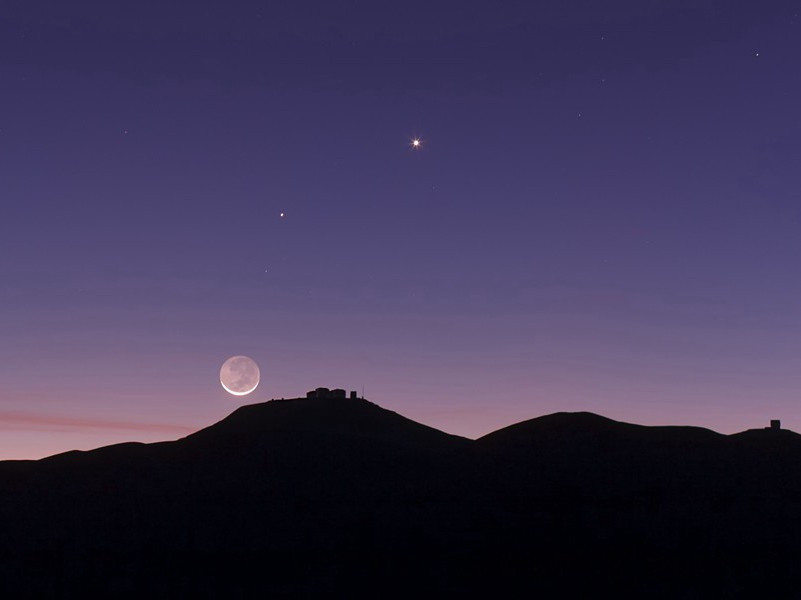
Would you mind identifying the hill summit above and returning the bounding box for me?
[185,394,469,448]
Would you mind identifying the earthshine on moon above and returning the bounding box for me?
[219,355,260,396]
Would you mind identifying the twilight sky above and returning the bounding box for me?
[2,1,800,459]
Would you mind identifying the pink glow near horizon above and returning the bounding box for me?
[0,410,195,434]
[1,379,792,461]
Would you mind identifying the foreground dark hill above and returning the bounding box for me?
[479,411,726,448]
[2,398,801,597]
[187,395,470,448]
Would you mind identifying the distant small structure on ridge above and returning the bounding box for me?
[306,387,360,399]
[767,419,781,431]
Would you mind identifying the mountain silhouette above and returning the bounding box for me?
[478,410,725,449]
[2,397,801,597]
[186,396,469,448]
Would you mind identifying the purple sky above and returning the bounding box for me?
[2,1,800,459]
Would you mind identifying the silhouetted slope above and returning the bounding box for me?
[475,412,729,500]
[0,397,479,597]
[473,411,801,598]
[3,400,801,597]
[478,411,725,449]
[731,426,801,447]
[186,396,469,448]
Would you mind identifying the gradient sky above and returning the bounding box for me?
[2,1,800,459]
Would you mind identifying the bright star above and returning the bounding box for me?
[411,138,422,149]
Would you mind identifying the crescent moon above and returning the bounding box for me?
[219,355,260,396]
[221,382,257,396]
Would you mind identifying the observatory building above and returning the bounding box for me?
[306,387,359,400]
